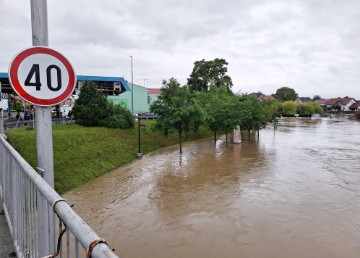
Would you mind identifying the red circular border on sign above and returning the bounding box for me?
[9,46,76,106]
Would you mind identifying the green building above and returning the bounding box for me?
[108,83,149,115]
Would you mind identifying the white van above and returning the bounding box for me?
[60,105,73,117]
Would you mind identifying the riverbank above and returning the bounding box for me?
[5,122,212,194]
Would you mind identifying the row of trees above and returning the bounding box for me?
[150,58,325,153]
[72,58,323,154]
[150,78,280,153]
[282,101,324,116]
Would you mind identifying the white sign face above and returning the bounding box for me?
[9,47,76,106]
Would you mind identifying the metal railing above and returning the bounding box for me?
[0,134,119,258]
[3,117,75,130]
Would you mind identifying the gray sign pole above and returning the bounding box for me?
[0,109,3,134]
[0,82,3,133]
[30,0,56,256]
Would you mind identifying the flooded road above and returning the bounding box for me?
[64,117,360,258]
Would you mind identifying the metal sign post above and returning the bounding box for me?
[0,82,2,133]
[30,0,54,255]
[0,108,3,133]
[8,2,75,256]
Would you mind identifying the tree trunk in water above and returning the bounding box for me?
[179,130,183,154]
[258,129,260,138]
[226,131,228,147]
[248,129,251,141]
[214,131,217,144]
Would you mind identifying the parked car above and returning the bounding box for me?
[136,112,158,119]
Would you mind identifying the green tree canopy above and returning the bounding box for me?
[297,102,324,116]
[197,87,239,143]
[187,58,233,92]
[73,81,109,126]
[73,81,134,128]
[236,96,269,139]
[150,78,205,153]
[313,95,321,101]
[297,102,315,116]
[263,99,282,121]
[273,87,299,101]
[282,101,298,116]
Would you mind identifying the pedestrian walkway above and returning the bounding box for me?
[0,204,16,257]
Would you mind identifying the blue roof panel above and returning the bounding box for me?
[0,72,8,78]
[72,75,131,91]
[0,73,131,91]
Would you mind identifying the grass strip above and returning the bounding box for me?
[5,121,212,194]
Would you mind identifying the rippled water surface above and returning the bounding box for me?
[65,117,360,258]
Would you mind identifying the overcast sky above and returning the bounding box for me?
[1,0,360,99]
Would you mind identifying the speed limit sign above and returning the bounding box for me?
[9,46,76,106]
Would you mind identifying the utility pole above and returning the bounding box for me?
[30,0,55,255]
[130,56,134,115]
[137,79,149,87]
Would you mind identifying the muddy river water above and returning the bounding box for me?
[64,117,360,258]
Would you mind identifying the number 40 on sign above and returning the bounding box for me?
[9,46,76,106]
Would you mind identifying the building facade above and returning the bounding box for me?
[108,83,149,115]
[1,72,163,116]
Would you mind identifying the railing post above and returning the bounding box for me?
[0,109,3,133]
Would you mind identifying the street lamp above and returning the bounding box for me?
[137,117,146,158]
[129,55,134,115]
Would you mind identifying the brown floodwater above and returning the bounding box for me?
[64,117,360,258]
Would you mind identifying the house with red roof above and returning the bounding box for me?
[325,97,356,112]
[148,88,161,106]
[314,99,328,107]
[349,102,360,111]
[248,92,275,101]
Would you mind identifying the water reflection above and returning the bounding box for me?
[150,138,267,221]
[64,117,360,258]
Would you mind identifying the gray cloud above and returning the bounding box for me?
[1,0,360,98]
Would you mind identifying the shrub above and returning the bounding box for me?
[102,115,129,129]
[73,81,135,128]
[107,102,134,128]
[73,81,109,126]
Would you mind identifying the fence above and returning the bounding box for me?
[3,117,75,131]
[0,134,119,258]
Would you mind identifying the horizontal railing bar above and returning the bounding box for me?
[0,135,119,258]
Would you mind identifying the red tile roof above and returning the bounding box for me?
[325,97,354,105]
[148,88,161,94]
[314,99,328,105]
[260,95,275,101]
[350,102,360,109]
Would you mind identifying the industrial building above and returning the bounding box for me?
[0,72,160,115]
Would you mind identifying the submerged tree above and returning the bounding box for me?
[236,96,268,140]
[197,86,239,145]
[282,101,298,116]
[297,102,324,116]
[150,78,205,153]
